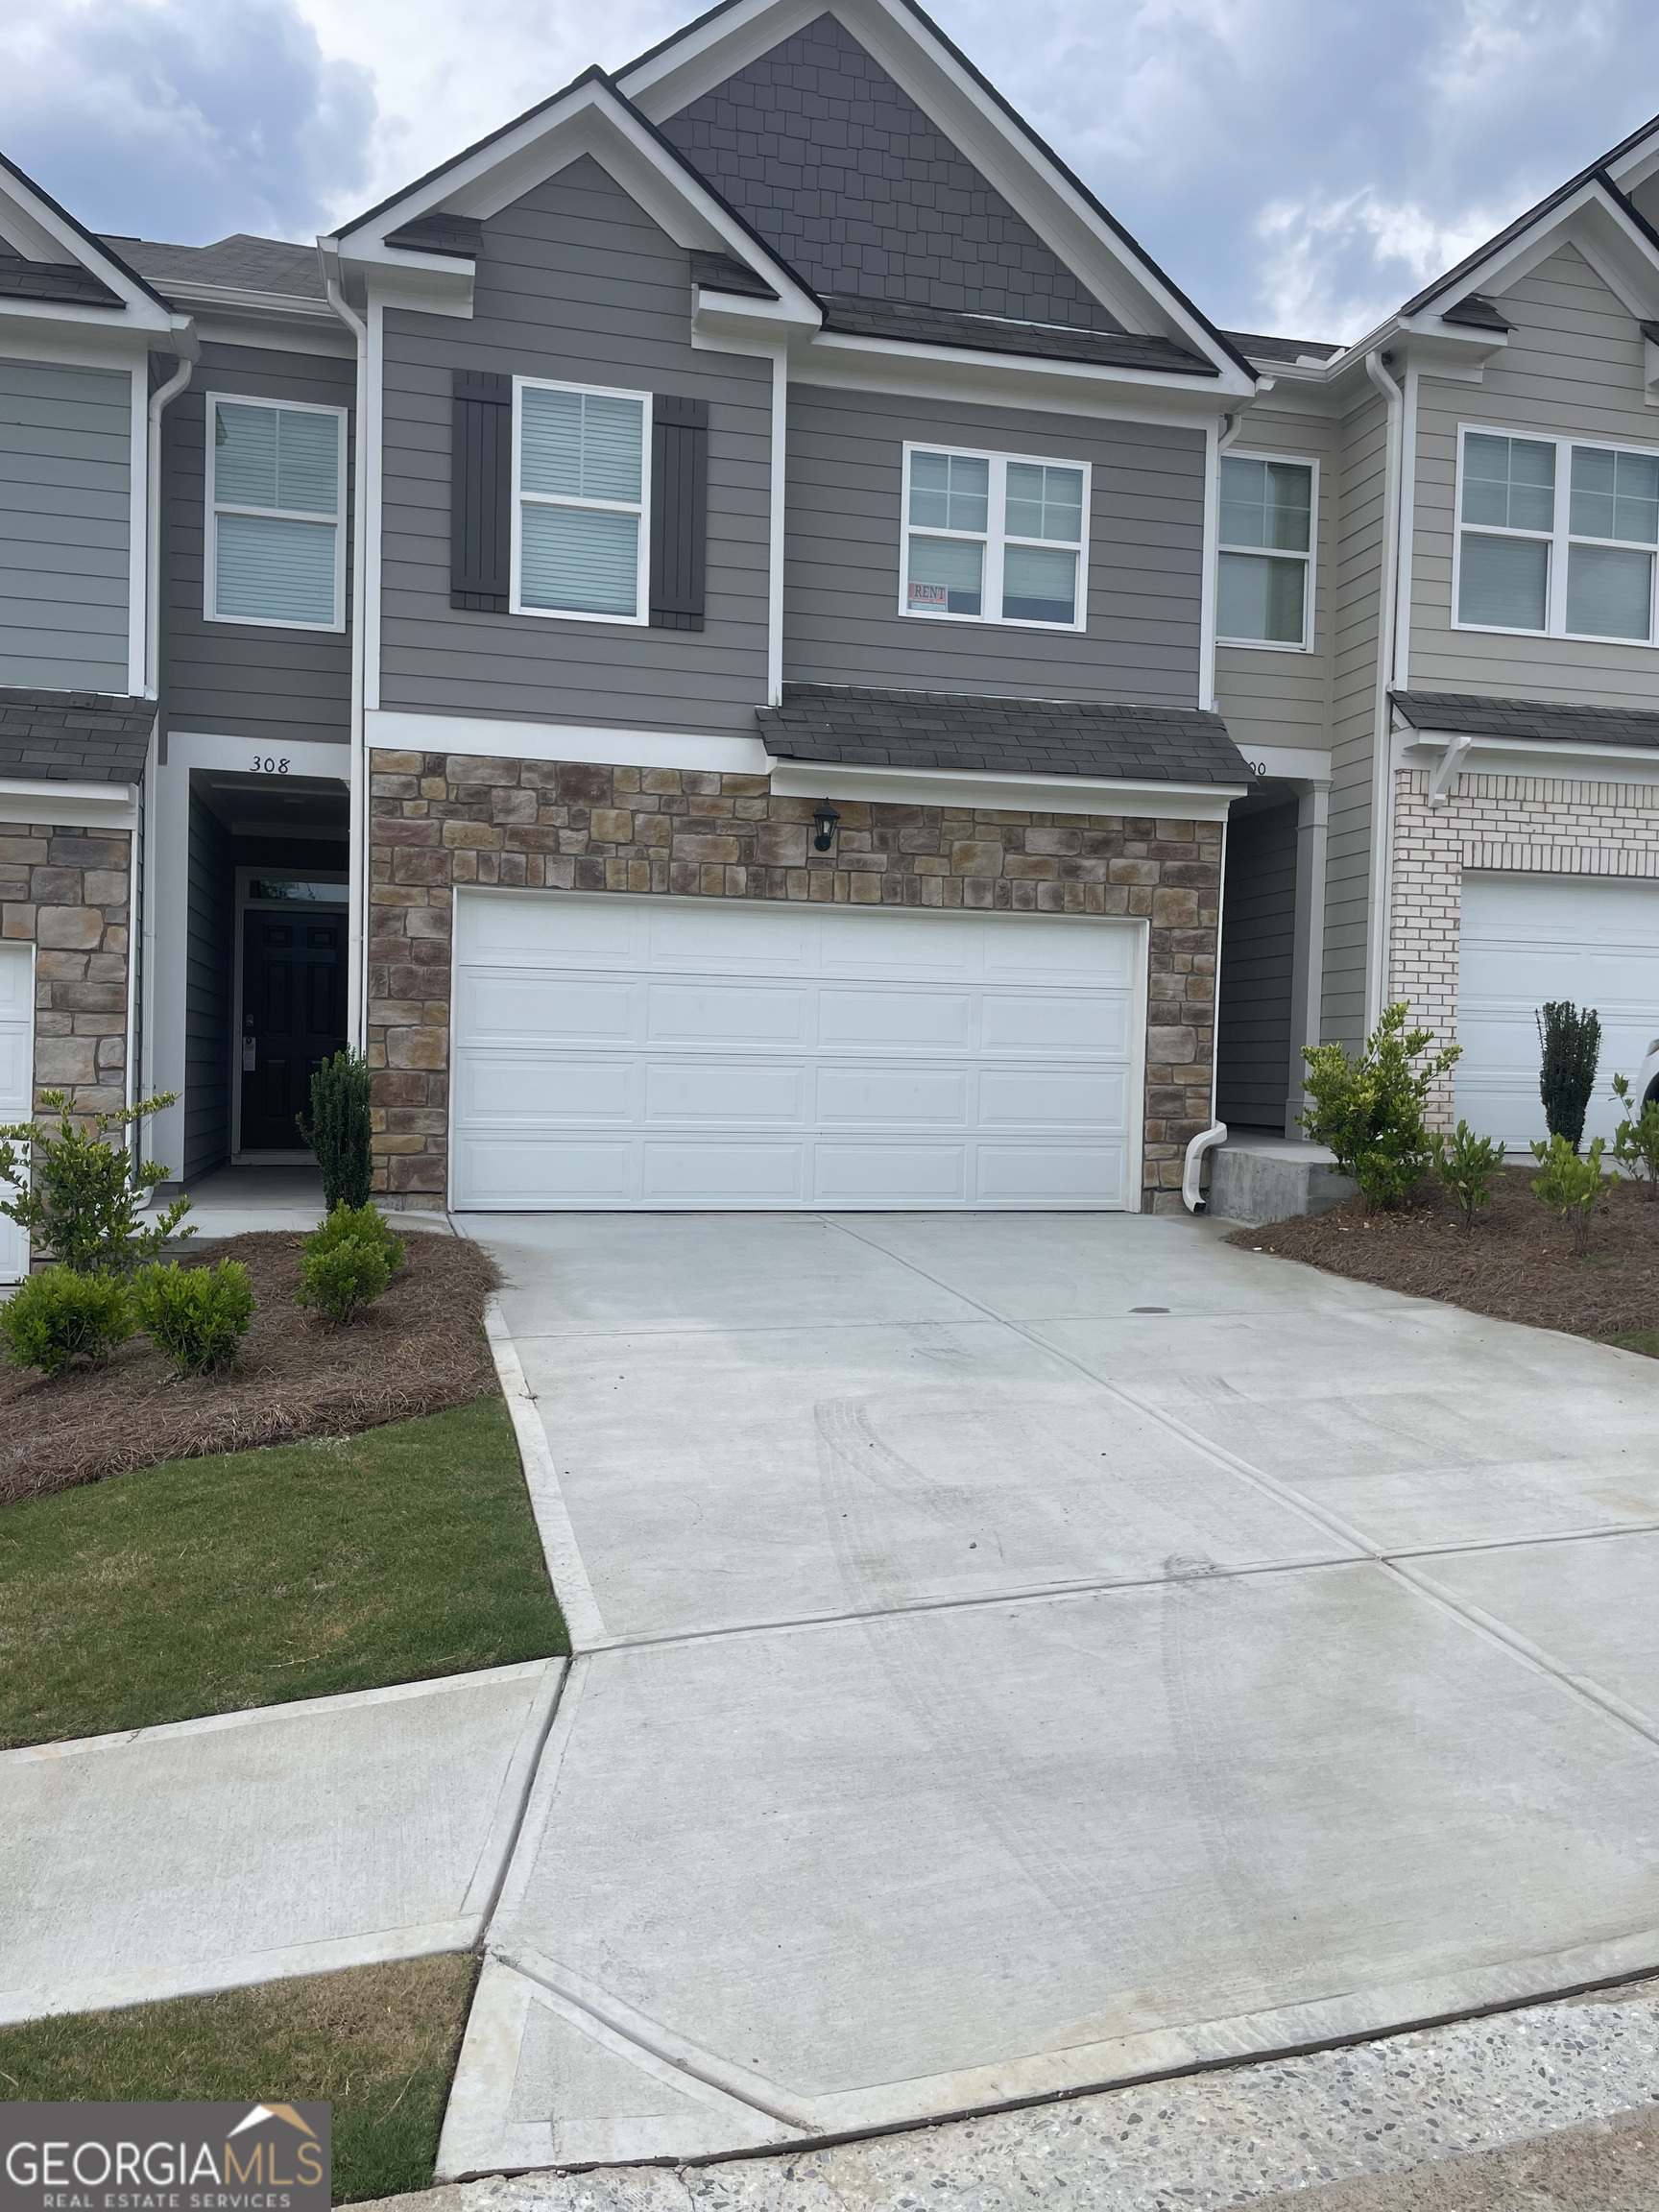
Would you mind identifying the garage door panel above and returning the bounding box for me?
[1456,874,1659,1150]
[644,1061,807,1122]
[451,893,1144,1211]
[816,1067,971,1125]
[817,989,974,1049]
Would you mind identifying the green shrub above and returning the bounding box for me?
[1430,1119,1506,1232]
[298,1235,391,1324]
[132,1260,255,1376]
[1300,1003,1462,1211]
[0,1265,135,1376]
[0,1091,190,1274]
[1610,1072,1659,1201]
[307,1199,405,1271]
[1529,1132,1615,1256]
[1537,1000,1601,1150]
[298,1049,373,1213]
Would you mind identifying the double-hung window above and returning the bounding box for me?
[513,377,650,622]
[207,396,346,630]
[1216,454,1314,648]
[1456,426,1659,642]
[902,444,1089,631]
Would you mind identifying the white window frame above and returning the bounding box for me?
[1452,421,1659,648]
[1215,448,1318,653]
[204,392,349,633]
[509,374,653,626]
[899,440,1091,635]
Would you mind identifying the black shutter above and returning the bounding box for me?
[650,395,708,630]
[450,369,512,611]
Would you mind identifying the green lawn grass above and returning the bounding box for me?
[1602,1329,1659,1358]
[0,1394,567,1749]
[0,1957,477,2204]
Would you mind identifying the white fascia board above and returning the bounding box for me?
[0,780,139,828]
[802,326,1250,406]
[617,0,1247,381]
[1397,728,1659,786]
[1610,134,1659,196]
[367,709,772,775]
[326,83,815,325]
[0,318,158,370]
[191,313,356,359]
[693,290,819,349]
[766,757,1243,819]
[789,339,1235,426]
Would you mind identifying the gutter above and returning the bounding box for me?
[325,273,370,1051]
[1363,349,1406,1030]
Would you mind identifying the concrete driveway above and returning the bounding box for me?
[441,1213,1659,2176]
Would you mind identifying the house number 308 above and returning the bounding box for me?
[252,756,291,774]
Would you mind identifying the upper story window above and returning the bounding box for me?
[207,396,346,631]
[1456,426,1659,643]
[512,378,650,623]
[1217,454,1314,649]
[902,444,1089,632]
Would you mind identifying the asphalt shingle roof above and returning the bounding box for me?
[758,684,1249,786]
[821,296,1216,373]
[0,261,124,308]
[98,232,325,301]
[1392,690,1659,750]
[1220,328,1342,364]
[0,689,156,786]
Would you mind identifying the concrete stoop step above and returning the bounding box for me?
[1208,1132,1358,1226]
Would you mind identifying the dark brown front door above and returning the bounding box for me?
[241,910,348,1150]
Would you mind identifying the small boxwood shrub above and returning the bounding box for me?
[1611,1072,1659,1199]
[308,1200,405,1271]
[1430,1119,1505,1232]
[132,1259,255,1376]
[0,1265,135,1376]
[298,1235,392,1324]
[1530,1132,1614,1256]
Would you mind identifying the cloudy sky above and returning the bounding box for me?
[5,0,1659,341]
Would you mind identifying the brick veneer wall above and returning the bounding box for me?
[367,749,1222,1213]
[1389,767,1659,1123]
[0,820,132,1120]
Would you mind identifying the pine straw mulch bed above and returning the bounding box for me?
[1227,1165,1659,1338]
[0,1228,502,1507]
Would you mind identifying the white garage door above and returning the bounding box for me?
[450,891,1145,1210]
[1456,872,1659,1149]
[0,943,33,1284]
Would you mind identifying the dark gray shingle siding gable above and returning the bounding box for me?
[661,13,1124,332]
[0,687,156,783]
[760,684,1247,784]
[377,156,771,735]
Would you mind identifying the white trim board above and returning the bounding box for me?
[765,757,1243,820]
[0,781,139,828]
[366,710,771,774]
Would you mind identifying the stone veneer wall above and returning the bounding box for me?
[0,819,132,1118]
[366,749,1222,1213]
[1389,767,1659,1122]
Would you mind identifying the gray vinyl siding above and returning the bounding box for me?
[1214,397,1336,764]
[183,785,232,1179]
[0,357,132,691]
[1215,797,1297,1127]
[1325,388,1389,1049]
[784,384,1205,704]
[1409,244,1659,705]
[161,341,354,747]
[378,156,771,735]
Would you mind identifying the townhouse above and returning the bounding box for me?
[4,0,1659,1264]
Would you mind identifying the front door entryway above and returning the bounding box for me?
[240,910,348,1149]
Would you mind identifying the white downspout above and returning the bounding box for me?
[1363,349,1405,1032]
[325,276,370,1049]
[1183,404,1252,1212]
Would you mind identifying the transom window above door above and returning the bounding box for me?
[1216,454,1314,648]
[1456,426,1659,643]
[902,444,1090,631]
[513,378,650,623]
[206,397,347,630]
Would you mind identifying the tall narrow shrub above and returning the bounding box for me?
[1537,1000,1600,1150]
[297,1049,373,1212]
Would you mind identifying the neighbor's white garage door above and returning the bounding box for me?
[1456,872,1659,1150]
[450,892,1145,1210]
[0,943,33,1283]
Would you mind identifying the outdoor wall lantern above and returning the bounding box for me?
[812,799,840,853]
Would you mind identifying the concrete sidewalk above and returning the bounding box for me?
[443,1211,1659,2176]
[0,1660,562,2025]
